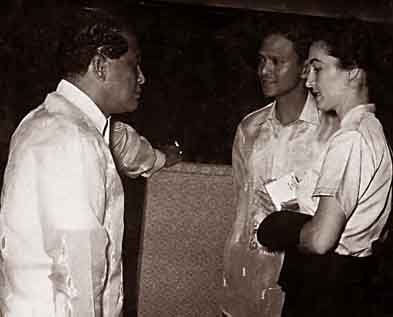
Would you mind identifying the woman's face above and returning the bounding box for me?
[306,41,349,112]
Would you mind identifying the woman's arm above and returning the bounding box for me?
[299,196,346,254]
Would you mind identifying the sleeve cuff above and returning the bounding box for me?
[141,149,166,178]
[312,186,337,197]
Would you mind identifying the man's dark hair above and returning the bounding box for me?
[58,7,132,78]
[261,17,313,63]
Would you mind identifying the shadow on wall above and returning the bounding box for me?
[121,175,147,317]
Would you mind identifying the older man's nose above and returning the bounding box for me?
[137,65,145,85]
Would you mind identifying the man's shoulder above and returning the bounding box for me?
[111,120,137,135]
[12,102,97,152]
[239,102,274,130]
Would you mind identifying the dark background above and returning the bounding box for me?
[1,1,393,315]
[1,1,393,167]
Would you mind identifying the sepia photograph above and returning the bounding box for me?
[1,0,393,316]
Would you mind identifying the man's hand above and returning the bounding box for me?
[255,188,300,213]
[161,141,183,167]
[254,188,277,214]
[281,199,300,212]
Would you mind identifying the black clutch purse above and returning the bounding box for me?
[257,211,312,252]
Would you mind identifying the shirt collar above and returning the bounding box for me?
[56,79,110,143]
[267,93,320,126]
[340,104,376,127]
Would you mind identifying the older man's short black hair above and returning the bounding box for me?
[58,7,132,79]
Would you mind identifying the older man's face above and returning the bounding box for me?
[104,33,145,114]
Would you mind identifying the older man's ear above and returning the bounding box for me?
[90,54,108,81]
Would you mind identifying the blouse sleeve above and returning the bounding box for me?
[110,121,166,178]
[33,131,108,317]
[313,130,365,218]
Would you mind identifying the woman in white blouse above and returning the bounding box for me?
[258,18,392,317]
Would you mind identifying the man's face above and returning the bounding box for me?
[104,33,145,113]
[257,34,304,98]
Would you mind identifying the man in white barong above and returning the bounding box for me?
[0,7,180,317]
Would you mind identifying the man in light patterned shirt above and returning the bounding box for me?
[221,20,338,317]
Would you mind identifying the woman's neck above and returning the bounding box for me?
[336,90,369,121]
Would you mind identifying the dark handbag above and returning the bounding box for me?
[257,211,312,252]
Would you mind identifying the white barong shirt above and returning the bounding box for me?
[222,94,338,317]
[0,80,165,316]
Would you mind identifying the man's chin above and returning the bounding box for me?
[262,88,277,98]
[261,82,278,96]
[125,100,139,112]
[315,101,329,112]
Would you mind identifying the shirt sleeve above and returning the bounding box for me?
[232,125,248,197]
[313,130,364,218]
[110,121,166,178]
[229,124,250,239]
[33,130,108,317]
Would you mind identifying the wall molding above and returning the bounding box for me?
[147,0,393,23]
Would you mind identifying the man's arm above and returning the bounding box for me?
[35,132,107,316]
[110,121,181,178]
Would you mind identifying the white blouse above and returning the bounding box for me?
[314,104,392,256]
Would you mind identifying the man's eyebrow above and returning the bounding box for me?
[258,51,282,59]
[309,58,322,64]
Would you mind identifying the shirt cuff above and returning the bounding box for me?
[312,186,337,197]
[141,149,166,178]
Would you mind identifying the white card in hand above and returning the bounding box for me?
[264,172,299,211]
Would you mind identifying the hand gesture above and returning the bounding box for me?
[161,140,183,167]
[280,199,300,212]
[254,187,277,214]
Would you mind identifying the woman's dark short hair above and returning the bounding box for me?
[313,18,393,104]
[312,18,374,72]
[58,7,132,78]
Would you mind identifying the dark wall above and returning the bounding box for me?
[119,3,393,164]
[123,3,266,164]
[155,0,393,23]
[1,2,393,167]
